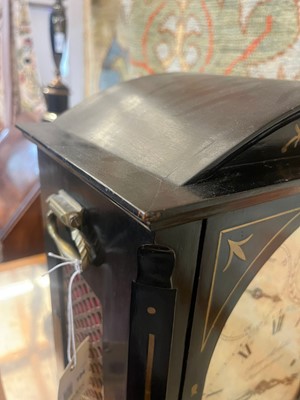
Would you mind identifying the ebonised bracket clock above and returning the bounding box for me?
[19,73,300,399]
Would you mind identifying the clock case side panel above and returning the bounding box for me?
[38,151,155,399]
[38,151,204,400]
[182,193,300,399]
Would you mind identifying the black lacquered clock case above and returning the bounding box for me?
[19,73,300,399]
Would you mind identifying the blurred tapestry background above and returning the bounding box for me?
[0,0,44,262]
[0,0,44,130]
[85,0,300,94]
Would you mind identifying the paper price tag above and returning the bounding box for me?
[58,337,91,400]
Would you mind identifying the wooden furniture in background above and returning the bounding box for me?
[0,127,44,262]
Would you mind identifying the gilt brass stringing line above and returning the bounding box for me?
[281,123,300,154]
[202,211,300,351]
[201,231,223,351]
[201,209,300,352]
[144,334,155,400]
[222,207,300,234]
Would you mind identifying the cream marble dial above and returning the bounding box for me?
[202,227,300,399]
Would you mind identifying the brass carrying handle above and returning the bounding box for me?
[47,211,80,260]
[46,190,95,269]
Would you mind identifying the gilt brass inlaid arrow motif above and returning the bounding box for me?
[223,234,253,272]
[281,123,300,153]
[201,208,300,353]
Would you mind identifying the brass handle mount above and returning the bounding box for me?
[46,190,104,269]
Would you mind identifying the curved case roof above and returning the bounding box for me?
[19,73,300,228]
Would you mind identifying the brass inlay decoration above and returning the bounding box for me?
[147,307,157,315]
[281,123,300,153]
[144,334,155,400]
[201,208,300,352]
[191,384,198,397]
[223,234,253,272]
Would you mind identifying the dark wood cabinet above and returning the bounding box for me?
[0,127,44,262]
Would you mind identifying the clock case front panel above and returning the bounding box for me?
[183,193,300,399]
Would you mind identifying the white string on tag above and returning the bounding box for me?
[44,252,83,368]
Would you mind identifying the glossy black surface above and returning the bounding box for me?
[38,152,154,399]
[38,151,202,400]
[30,73,300,185]
[21,73,300,400]
[227,118,300,167]
[17,73,300,229]
[136,244,175,288]
[18,121,300,231]
[127,245,176,399]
